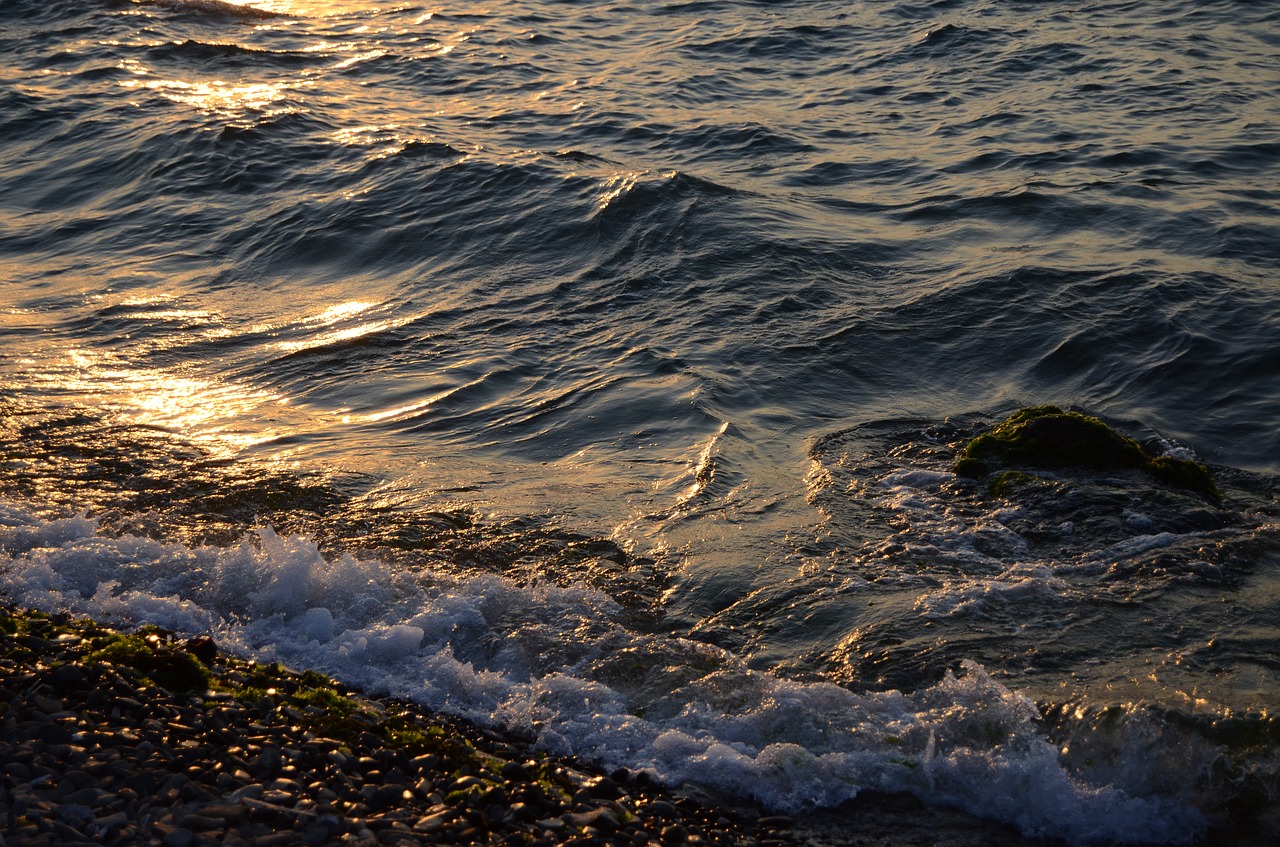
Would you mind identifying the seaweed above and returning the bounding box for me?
[987,470,1041,498]
[86,632,211,693]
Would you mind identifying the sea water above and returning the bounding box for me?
[2,1,1278,843]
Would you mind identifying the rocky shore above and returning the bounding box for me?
[0,605,791,847]
[1,604,1065,847]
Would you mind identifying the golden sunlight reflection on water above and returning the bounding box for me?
[119,78,294,118]
[196,0,445,23]
[170,0,351,16]
[271,299,414,355]
[20,345,291,456]
[0,294,423,460]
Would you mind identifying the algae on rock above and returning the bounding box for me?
[956,405,1220,501]
[86,630,211,693]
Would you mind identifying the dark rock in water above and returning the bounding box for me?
[956,405,1220,501]
[955,405,1147,476]
[810,412,1267,601]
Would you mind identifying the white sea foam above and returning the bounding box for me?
[876,469,957,490]
[914,563,1066,618]
[867,468,1030,569]
[0,499,1204,845]
[1082,532,1182,564]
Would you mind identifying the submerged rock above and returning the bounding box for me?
[955,405,1221,501]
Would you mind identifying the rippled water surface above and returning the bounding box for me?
[3,0,1279,843]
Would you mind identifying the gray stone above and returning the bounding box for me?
[571,808,620,833]
[55,803,93,823]
[49,665,87,689]
[201,803,249,823]
[178,812,223,830]
[500,761,532,781]
[161,827,194,847]
[2,763,31,781]
[412,810,450,832]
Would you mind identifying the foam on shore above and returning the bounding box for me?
[0,498,1207,845]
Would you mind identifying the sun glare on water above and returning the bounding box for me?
[186,0,386,16]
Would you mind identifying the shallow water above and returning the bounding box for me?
[2,0,1279,842]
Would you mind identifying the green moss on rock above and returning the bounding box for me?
[987,470,1040,498]
[1146,455,1222,502]
[957,406,1147,477]
[87,633,211,693]
[956,406,1220,501]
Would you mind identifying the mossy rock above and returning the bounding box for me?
[956,406,1147,476]
[956,406,1219,501]
[88,633,211,693]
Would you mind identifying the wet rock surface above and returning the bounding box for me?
[809,410,1278,591]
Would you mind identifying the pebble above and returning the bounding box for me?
[160,827,194,847]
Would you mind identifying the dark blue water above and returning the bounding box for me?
[2,1,1279,843]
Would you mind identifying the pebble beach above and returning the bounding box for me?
[0,605,1055,847]
[0,605,785,847]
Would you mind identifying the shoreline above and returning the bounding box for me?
[2,604,782,846]
[0,603,1192,847]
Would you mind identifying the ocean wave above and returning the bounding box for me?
[150,0,285,22]
[4,2,1280,841]
[142,38,327,69]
